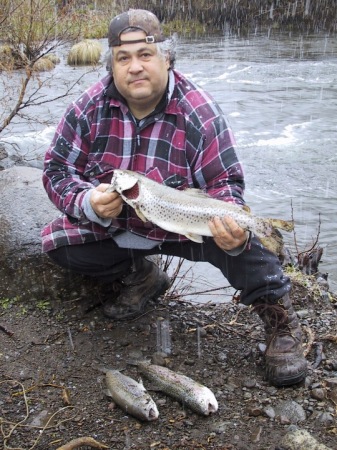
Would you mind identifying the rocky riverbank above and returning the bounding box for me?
[1,271,337,449]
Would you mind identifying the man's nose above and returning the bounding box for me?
[129,56,143,72]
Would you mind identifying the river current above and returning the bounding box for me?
[2,31,337,297]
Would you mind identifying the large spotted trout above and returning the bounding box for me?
[103,368,159,421]
[108,169,294,253]
[129,361,218,416]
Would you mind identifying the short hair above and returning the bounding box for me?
[105,29,177,72]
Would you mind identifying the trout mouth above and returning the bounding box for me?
[121,182,140,200]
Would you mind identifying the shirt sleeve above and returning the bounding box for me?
[82,190,112,227]
[42,103,94,222]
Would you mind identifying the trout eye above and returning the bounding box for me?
[122,182,139,199]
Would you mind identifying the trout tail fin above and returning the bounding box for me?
[259,228,285,255]
[269,218,294,232]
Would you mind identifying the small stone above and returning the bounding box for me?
[325,378,337,388]
[184,359,195,366]
[257,343,267,353]
[296,309,310,319]
[251,426,262,443]
[242,378,257,388]
[216,352,227,362]
[329,360,337,370]
[279,414,291,425]
[152,353,166,365]
[310,388,326,401]
[246,406,262,417]
[263,406,276,419]
[316,411,334,425]
[274,400,306,424]
[281,428,332,450]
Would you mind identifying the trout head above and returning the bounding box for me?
[110,170,150,221]
[111,170,141,203]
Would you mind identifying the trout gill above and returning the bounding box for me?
[130,361,218,416]
[109,169,294,253]
[103,368,159,421]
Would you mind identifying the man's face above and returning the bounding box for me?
[111,30,170,118]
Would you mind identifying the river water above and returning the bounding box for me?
[2,31,337,297]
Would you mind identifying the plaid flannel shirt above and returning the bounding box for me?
[42,69,245,252]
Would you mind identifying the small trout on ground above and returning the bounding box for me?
[129,361,218,416]
[109,169,294,253]
[103,368,159,421]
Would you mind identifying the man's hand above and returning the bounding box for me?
[90,183,123,219]
[208,216,247,252]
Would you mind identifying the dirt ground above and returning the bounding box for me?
[1,266,337,450]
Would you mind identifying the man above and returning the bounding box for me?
[42,9,307,387]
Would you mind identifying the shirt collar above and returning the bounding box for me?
[106,70,174,118]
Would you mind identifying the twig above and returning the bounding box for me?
[0,380,29,450]
[0,324,14,338]
[290,202,322,265]
[321,334,337,343]
[302,325,315,357]
[28,406,77,450]
[56,437,109,450]
[67,326,75,351]
[0,380,78,450]
[297,213,322,259]
[290,199,300,257]
[312,342,324,369]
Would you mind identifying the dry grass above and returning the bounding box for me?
[67,39,102,66]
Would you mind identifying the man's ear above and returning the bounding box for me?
[166,55,170,70]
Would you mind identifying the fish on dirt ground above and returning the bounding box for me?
[129,361,218,416]
[108,169,294,254]
[103,368,159,421]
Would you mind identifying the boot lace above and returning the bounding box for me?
[252,302,289,331]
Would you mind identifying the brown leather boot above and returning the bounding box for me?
[103,258,170,320]
[253,294,307,386]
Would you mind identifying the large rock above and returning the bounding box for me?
[0,166,100,303]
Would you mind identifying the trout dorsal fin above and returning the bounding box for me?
[183,188,210,199]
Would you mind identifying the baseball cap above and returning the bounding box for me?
[108,9,166,47]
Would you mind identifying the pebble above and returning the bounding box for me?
[183,358,195,366]
[257,343,267,353]
[315,411,334,425]
[310,388,326,401]
[209,420,228,434]
[242,378,257,388]
[329,360,337,370]
[243,392,253,400]
[128,349,143,359]
[325,378,337,388]
[281,428,332,450]
[251,426,263,443]
[263,406,276,419]
[274,400,306,424]
[296,309,311,318]
[216,351,227,362]
[152,353,166,365]
[246,406,262,417]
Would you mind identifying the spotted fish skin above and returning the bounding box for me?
[109,169,294,252]
[104,369,159,421]
[130,361,218,416]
